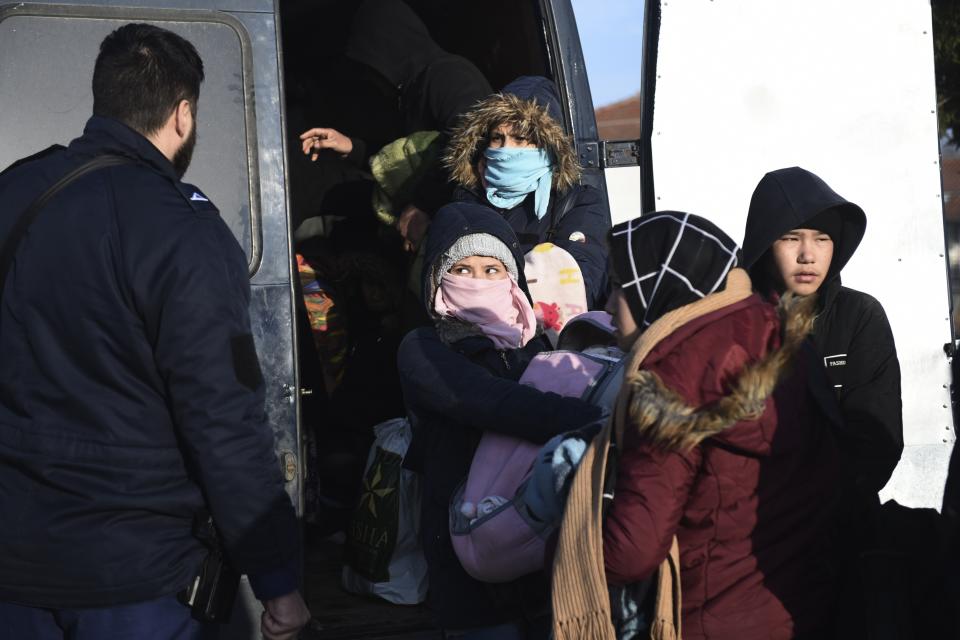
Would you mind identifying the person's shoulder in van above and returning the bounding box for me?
[741,166,903,497]
[444,75,610,309]
[400,53,492,218]
[412,53,492,135]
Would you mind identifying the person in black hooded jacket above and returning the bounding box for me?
[298,0,492,251]
[397,201,603,637]
[741,166,903,507]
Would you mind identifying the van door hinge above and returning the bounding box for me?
[578,142,600,169]
[601,140,642,168]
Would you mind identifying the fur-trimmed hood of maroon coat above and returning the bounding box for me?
[603,292,842,640]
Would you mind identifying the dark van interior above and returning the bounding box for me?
[278,1,553,636]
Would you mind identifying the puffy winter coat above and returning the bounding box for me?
[603,289,840,639]
[0,116,297,607]
[445,76,610,308]
[398,202,603,628]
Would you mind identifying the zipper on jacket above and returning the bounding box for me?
[499,351,511,371]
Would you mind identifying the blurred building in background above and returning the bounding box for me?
[594,92,640,141]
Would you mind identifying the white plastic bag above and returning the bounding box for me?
[341,417,427,604]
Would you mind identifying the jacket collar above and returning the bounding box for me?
[67,116,179,181]
[817,276,842,315]
[459,184,559,221]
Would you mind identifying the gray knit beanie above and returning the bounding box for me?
[434,233,519,290]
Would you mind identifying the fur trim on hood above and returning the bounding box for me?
[625,293,818,452]
[444,93,581,193]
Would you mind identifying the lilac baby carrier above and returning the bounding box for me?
[449,312,624,583]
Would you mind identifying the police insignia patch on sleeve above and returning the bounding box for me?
[231,334,264,390]
[178,181,218,213]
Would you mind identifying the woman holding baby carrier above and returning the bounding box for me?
[551,212,842,640]
[397,201,603,638]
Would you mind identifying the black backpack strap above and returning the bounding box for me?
[0,153,133,302]
[545,189,578,243]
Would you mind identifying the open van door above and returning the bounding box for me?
[631,0,953,508]
[539,0,610,204]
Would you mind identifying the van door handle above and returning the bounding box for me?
[280,451,297,482]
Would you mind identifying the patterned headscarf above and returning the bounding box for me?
[609,211,740,328]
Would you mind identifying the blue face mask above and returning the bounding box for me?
[483,147,554,220]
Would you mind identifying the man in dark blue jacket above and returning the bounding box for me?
[0,24,308,640]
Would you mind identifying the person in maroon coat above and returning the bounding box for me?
[599,212,841,639]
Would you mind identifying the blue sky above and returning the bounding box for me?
[570,0,644,107]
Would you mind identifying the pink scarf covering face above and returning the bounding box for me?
[434,273,537,349]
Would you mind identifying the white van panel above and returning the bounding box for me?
[649,1,952,508]
[605,165,644,225]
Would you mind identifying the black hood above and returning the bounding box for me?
[421,201,529,308]
[501,76,563,124]
[345,0,443,88]
[742,167,866,288]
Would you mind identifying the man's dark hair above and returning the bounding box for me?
[92,23,204,135]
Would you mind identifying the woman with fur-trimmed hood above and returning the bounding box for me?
[550,212,841,640]
[444,76,610,308]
